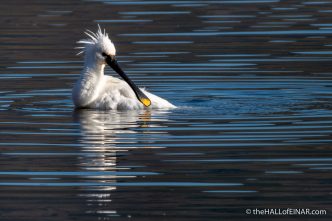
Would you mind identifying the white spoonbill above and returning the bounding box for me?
[72,27,176,110]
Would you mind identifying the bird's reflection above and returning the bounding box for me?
[73,109,169,219]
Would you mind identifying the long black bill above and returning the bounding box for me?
[106,56,151,107]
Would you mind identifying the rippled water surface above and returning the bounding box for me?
[1,0,332,220]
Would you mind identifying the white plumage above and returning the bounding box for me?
[72,26,176,110]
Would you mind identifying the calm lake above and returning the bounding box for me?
[0,0,332,220]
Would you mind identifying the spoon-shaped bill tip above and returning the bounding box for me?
[141,97,151,107]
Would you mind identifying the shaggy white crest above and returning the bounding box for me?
[76,24,116,56]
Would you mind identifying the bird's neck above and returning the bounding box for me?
[83,58,105,78]
[73,61,106,108]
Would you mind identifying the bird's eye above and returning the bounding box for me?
[102,52,108,57]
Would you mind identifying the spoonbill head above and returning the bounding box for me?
[77,28,116,66]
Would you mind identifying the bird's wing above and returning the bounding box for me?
[99,75,142,110]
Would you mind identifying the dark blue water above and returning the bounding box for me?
[0,0,332,220]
